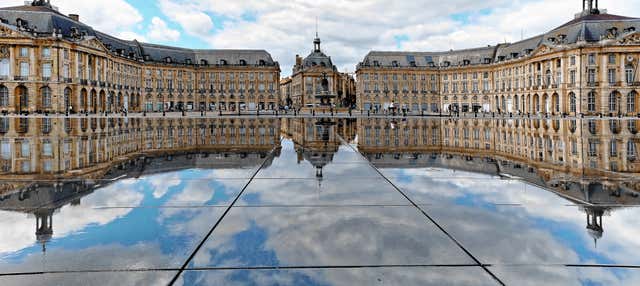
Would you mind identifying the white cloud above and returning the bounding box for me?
[147,16,181,42]
[153,0,640,76]
[158,0,214,38]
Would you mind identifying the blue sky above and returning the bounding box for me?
[7,0,640,76]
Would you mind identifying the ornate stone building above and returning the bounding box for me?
[280,34,356,110]
[0,1,280,115]
[356,1,640,117]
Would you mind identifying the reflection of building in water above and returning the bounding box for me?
[0,144,278,250]
[358,118,640,247]
[356,1,640,115]
[0,117,280,180]
[358,118,640,175]
[281,118,355,183]
[0,181,95,252]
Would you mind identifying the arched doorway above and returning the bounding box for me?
[15,86,28,113]
[91,89,97,113]
[99,90,106,112]
[80,88,88,112]
[40,86,51,110]
[552,93,560,113]
[64,87,72,113]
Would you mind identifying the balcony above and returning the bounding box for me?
[587,82,599,87]
[14,76,27,81]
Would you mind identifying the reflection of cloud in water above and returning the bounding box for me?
[0,271,174,286]
[180,267,497,286]
[0,183,144,255]
[491,266,640,286]
[195,206,473,268]
[385,167,640,266]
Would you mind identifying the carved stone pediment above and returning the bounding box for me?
[619,32,640,45]
[0,25,21,38]
[78,37,107,52]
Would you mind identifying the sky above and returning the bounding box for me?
[6,0,640,76]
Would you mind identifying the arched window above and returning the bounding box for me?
[569,92,577,113]
[40,86,51,108]
[587,91,597,112]
[553,94,560,112]
[0,85,8,107]
[609,91,618,112]
[628,91,637,113]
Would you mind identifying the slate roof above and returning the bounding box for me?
[0,4,278,67]
[360,11,640,69]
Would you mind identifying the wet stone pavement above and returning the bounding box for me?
[0,117,639,285]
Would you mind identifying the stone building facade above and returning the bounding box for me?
[0,1,280,115]
[280,35,356,110]
[356,2,640,117]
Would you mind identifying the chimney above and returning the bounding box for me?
[69,14,79,22]
[295,55,302,66]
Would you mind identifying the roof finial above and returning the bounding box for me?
[315,17,319,38]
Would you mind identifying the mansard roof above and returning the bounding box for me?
[0,4,278,67]
[359,11,640,69]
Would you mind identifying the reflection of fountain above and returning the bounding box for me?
[315,72,337,107]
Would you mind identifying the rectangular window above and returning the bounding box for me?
[42,140,52,156]
[0,140,10,159]
[21,140,30,157]
[588,54,596,65]
[42,63,52,78]
[608,69,616,84]
[608,54,616,65]
[587,69,596,83]
[20,47,28,57]
[42,47,51,58]
[610,140,617,157]
[20,62,29,77]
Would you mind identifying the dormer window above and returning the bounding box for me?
[392,61,399,67]
[165,57,172,63]
[484,58,492,64]
[185,59,192,65]
[511,53,519,58]
[200,59,208,65]
[144,55,151,61]
[443,61,450,67]
[498,56,505,61]
[239,59,247,66]
[220,59,227,65]
[625,27,636,33]
[259,60,266,66]
[373,60,380,67]
[463,59,470,66]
